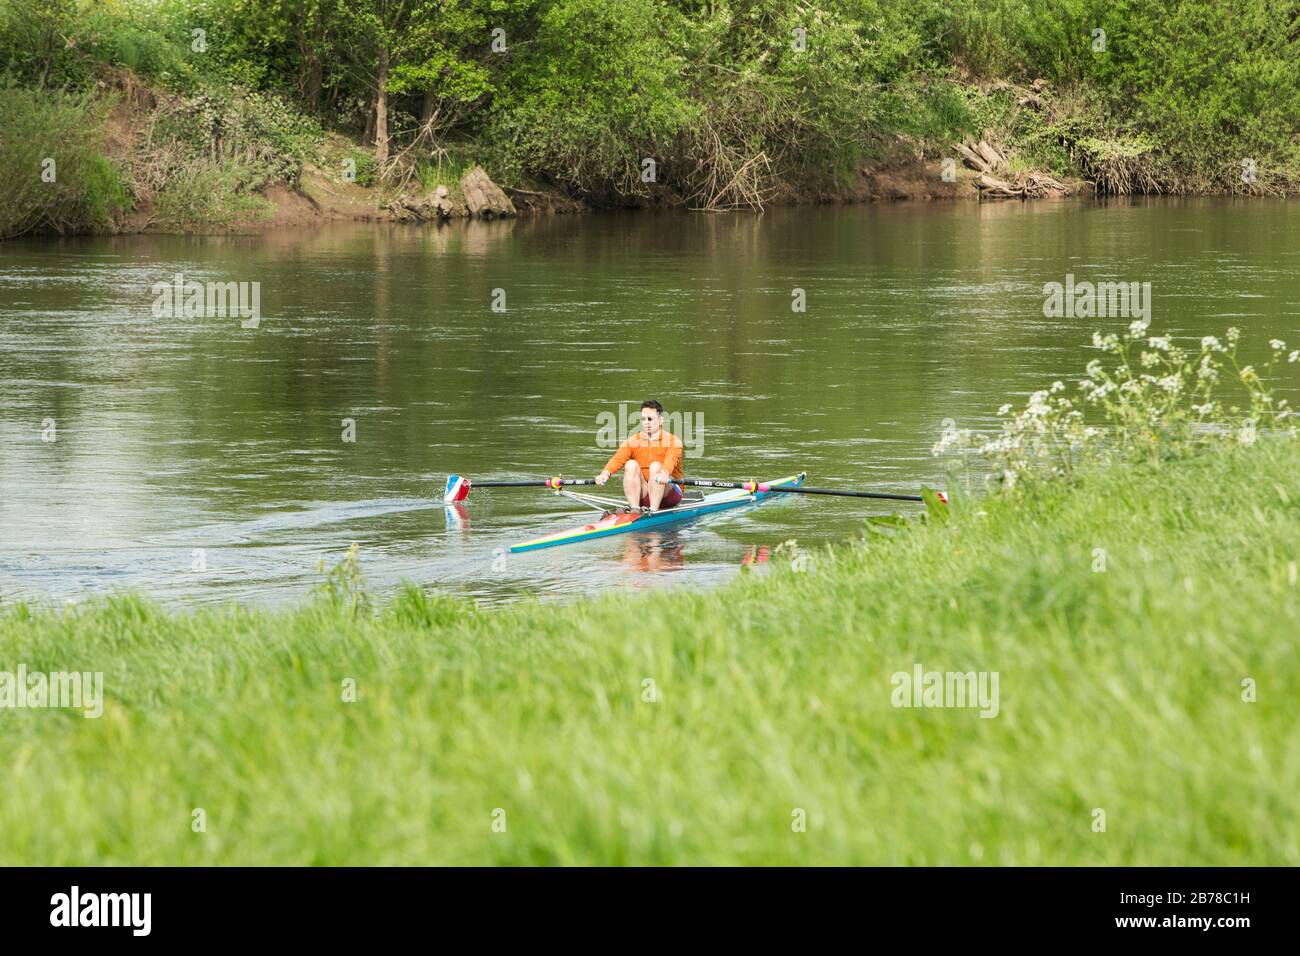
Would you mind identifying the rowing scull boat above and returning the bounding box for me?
[507,472,806,553]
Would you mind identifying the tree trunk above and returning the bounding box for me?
[302,56,323,113]
[374,45,390,166]
[460,165,518,219]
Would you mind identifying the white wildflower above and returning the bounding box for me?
[1147,336,1170,351]
[1201,335,1222,351]
[1129,318,1150,338]
[1269,339,1286,351]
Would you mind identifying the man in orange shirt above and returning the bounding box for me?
[596,400,684,513]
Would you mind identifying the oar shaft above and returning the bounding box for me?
[466,477,925,502]
[768,486,923,502]
[680,479,923,503]
[472,479,601,488]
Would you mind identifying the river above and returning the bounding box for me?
[2,198,1297,606]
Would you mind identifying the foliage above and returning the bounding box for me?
[0,0,192,89]
[155,84,322,186]
[485,0,697,198]
[315,543,371,617]
[4,0,1300,229]
[935,327,1299,489]
[940,0,1300,192]
[347,147,377,187]
[386,0,496,139]
[150,156,275,228]
[0,84,132,238]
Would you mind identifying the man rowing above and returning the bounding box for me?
[596,400,684,513]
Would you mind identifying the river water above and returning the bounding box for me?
[2,198,1298,606]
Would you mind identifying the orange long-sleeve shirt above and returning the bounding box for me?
[604,431,684,481]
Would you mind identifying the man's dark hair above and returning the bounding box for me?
[641,400,664,415]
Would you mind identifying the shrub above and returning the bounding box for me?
[0,84,132,238]
[150,156,274,229]
[347,148,377,187]
[935,324,1299,489]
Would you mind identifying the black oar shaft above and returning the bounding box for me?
[472,479,600,488]
[680,479,922,502]
[467,477,925,502]
[767,486,923,502]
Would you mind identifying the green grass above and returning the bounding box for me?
[2,439,1297,864]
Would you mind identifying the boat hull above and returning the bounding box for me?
[509,473,805,553]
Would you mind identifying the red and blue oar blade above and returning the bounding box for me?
[444,475,472,503]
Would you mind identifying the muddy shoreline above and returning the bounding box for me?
[136,150,1088,237]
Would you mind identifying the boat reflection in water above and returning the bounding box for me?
[617,533,687,573]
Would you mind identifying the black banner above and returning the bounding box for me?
[0,867,1282,942]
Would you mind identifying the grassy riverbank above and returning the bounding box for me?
[4,0,1299,236]
[2,437,1296,865]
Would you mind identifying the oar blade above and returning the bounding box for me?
[443,475,472,503]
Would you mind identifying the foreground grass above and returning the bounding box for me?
[2,441,1297,865]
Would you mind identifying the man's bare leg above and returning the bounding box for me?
[646,461,668,512]
[622,460,644,510]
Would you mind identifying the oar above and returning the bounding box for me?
[681,478,928,503]
[444,474,602,502]
[466,479,602,488]
[446,473,933,504]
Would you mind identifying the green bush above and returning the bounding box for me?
[151,157,274,229]
[0,84,132,238]
[938,0,1300,192]
[153,84,322,188]
[0,0,192,89]
[485,0,696,197]
[347,148,377,187]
